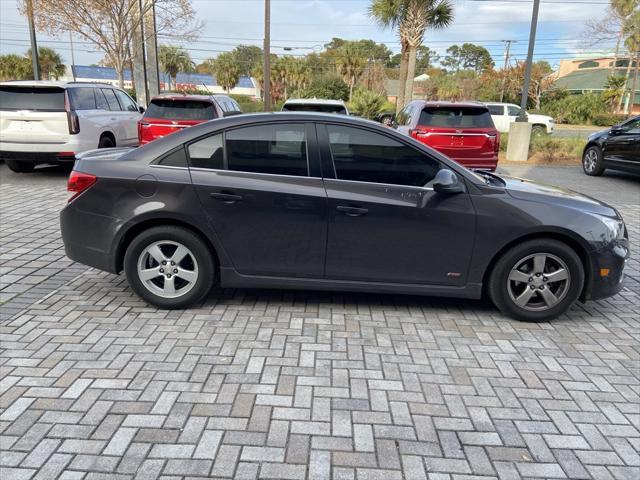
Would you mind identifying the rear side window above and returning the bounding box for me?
[145,99,216,120]
[226,124,308,176]
[157,147,188,167]
[419,107,494,128]
[115,90,138,112]
[188,134,224,170]
[95,89,110,110]
[69,88,96,110]
[101,89,122,111]
[0,86,65,111]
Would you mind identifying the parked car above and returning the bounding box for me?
[60,113,628,321]
[396,100,500,171]
[485,102,555,136]
[138,94,242,145]
[583,115,640,176]
[0,81,142,172]
[282,98,349,115]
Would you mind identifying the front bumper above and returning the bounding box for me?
[584,239,629,301]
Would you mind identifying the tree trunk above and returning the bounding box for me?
[396,42,409,114]
[611,28,623,76]
[116,67,125,89]
[404,44,418,103]
[628,53,639,115]
[349,81,353,102]
[618,56,633,112]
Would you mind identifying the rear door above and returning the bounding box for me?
[0,85,69,144]
[413,106,498,167]
[99,88,129,144]
[188,122,328,277]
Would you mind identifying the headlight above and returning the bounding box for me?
[599,216,626,240]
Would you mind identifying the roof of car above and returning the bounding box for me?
[412,100,489,109]
[283,98,347,106]
[0,80,117,88]
[150,93,236,102]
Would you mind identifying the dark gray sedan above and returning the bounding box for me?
[61,113,629,321]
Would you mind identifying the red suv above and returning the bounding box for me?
[138,94,242,145]
[396,101,499,171]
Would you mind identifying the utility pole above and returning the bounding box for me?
[263,0,271,111]
[69,32,76,81]
[26,0,40,80]
[517,0,540,122]
[499,40,515,102]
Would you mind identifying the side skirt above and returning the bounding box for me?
[220,267,483,299]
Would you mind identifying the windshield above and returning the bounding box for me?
[0,86,65,111]
[145,99,216,120]
[418,107,494,128]
[282,103,347,114]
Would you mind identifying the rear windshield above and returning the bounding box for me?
[0,86,65,111]
[282,103,347,114]
[145,99,216,120]
[419,107,494,128]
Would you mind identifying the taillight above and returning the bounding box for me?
[67,171,97,203]
[138,121,150,144]
[489,133,500,153]
[64,91,80,134]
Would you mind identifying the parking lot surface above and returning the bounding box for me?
[1,163,639,480]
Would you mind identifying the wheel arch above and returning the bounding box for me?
[114,217,221,277]
[99,130,116,146]
[482,230,593,302]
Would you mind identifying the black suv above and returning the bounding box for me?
[583,116,640,176]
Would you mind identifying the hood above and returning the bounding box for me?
[501,175,618,217]
[527,113,553,123]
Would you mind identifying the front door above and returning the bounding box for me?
[189,122,327,277]
[604,118,640,167]
[319,124,477,286]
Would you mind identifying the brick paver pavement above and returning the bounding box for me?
[1,164,638,479]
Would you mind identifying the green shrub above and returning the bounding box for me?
[592,113,629,127]
[298,75,349,101]
[540,92,607,125]
[529,135,583,162]
[349,89,387,119]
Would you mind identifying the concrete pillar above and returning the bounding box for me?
[506,122,532,162]
[132,0,148,107]
[144,0,160,98]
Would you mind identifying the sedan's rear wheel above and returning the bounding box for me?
[6,160,35,173]
[488,239,584,322]
[582,146,604,176]
[124,226,214,309]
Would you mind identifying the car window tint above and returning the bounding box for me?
[507,105,521,116]
[327,125,441,187]
[487,105,503,115]
[623,118,640,133]
[115,90,138,112]
[95,89,110,110]
[158,147,188,167]
[188,134,224,170]
[0,86,65,111]
[145,99,216,120]
[418,107,494,128]
[101,89,122,111]
[69,88,96,110]
[226,124,308,176]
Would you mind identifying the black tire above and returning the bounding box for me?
[531,125,547,137]
[488,239,584,322]
[98,135,115,148]
[124,226,215,309]
[6,160,35,173]
[582,145,605,176]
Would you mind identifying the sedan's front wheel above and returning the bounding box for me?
[488,239,584,322]
[124,226,215,309]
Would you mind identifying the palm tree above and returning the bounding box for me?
[158,45,194,91]
[336,44,367,101]
[26,47,65,80]
[609,0,637,76]
[370,0,453,109]
[210,52,241,93]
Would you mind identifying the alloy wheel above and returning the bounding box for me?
[137,240,199,299]
[507,253,571,311]
[583,149,597,173]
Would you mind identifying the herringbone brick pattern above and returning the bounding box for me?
[1,166,639,479]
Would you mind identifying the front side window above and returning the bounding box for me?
[226,124,308,176]
[101,89,122,111]
[115,90,138,112]
[507,105,521,117]
[621,118,640,133]
[69,88,96,110]
[95,89,110,110]
[327,125,440,187]
[487,104,504,116]
[188,134,224,170]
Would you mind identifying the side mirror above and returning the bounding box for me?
[138,106,145,114]
[610,126,623,135]
[432,169,464,194]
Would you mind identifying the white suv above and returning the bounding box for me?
[282,98,349,115]
[0,81,142,172]
[485,102,555,136]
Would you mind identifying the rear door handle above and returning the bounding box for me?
[336,205,368,216]
[210,192,243,203]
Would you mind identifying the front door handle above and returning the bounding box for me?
[336,205,368,216]
[210,192,243,204]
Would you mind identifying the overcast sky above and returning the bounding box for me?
[0,0,614,69]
